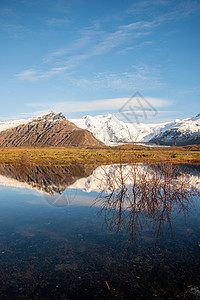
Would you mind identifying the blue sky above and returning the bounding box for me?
[0,0,200,123]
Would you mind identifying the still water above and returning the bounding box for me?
[0,164,200,299]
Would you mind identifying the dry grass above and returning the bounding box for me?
[0,145,199,166]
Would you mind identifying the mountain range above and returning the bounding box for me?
[71,113,200,146]
[0,111,199,147]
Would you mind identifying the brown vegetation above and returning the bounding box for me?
[0,145,199,166]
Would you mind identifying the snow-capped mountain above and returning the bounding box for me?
[0,112,103,147]
[0,111,199,146]
[70,113,166,145]
[70,113,200,146]
[149,113,200,145]
[0,112,76,133]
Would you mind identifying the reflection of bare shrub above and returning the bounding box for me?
[95,163,200,245]
[13,152,32,176]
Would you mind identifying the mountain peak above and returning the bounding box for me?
[36,111,65,121]
[106,113,114,118]
[0,111,103,148]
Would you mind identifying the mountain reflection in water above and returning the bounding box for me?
[0,164,96,195]
[0,163,199,245]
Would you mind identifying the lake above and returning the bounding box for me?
[0,163,200,299]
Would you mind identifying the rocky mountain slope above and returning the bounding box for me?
[0,112,103,147]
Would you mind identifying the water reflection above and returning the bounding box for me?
[0,163,199,244]
[0,164,96,195]
[95,163,200,244]
[0,163,200,298]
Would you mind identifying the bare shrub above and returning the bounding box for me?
[95,163,200,245]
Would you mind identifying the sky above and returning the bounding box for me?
[0,0,200,124]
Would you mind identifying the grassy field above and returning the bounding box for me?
[0,145,199,166]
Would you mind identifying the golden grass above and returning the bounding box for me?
[0,145,199,166]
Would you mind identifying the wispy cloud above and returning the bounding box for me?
[127,0,170,15]
[20,0,71,14]
[15,0,200,83]
[68,65,163,91]
[128,0,200,18]
[16,67,70,81]
[44,17,71,26]
[15,19,156,81]
[118,41,153,55]
[17,63,163,91]
[46,19,155,61]
[0,22,26,38]
[28,96,171,114]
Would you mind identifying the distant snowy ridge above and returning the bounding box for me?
[149,113,200,145]
[70,113,200,145]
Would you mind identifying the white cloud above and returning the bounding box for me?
[28,97,171,114]
[0,97,172,122]
[16,67,70,81]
